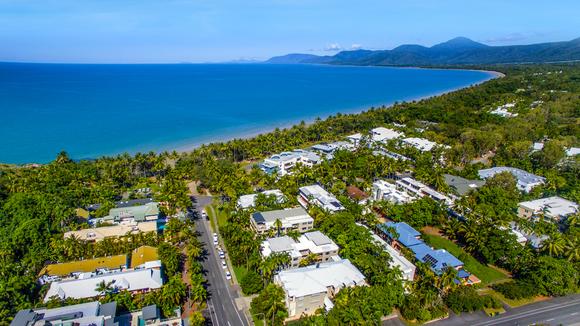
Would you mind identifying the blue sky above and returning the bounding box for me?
[1,0,579,63]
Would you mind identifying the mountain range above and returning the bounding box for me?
[265,37,580,66]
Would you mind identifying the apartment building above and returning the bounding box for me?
[261,231,339,268]
[250,207,314,234]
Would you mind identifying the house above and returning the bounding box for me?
[444,174,486,196]
[38,254,128,284]
[369,232,416,281]
[346,133,363,146]
[250,207,314,234]
[311,141,355,157]
[108,202,160,223]
[377,222,422,248]
[518,196,578,221]
[371,127,404,142]
[478,167,545,193]
[377,222,476,283]
[401,137,439,152]
[298,185,345,212]
[64,221,158,242]
[408,242,464,274]
[261,231,339,268]
[396,177,451,204]
[237,189,286,209]
[130,245,161,270]
[372,180,415,204]
[11,301,117,326]
[566,147,580,156]
[274,259,366,318]
[490,103,518,117]
[346,185,369,205]
[509,222,548,250]
[372,149,411,161]
[260,150,321,176]
[44,268,163,302]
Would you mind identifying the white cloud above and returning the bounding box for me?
[350,43,362,50]
[324,43,342,51]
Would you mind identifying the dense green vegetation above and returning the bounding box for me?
[1,63,579,324]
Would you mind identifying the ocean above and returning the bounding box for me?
[0,63,494,164]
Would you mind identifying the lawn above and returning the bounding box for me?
[232,264,248,284]
[421,234,509,285]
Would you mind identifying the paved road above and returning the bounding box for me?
[191,196,249,326]
[431,294,580,326]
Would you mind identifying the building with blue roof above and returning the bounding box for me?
[409,242,464,274]
[377,222,422,247]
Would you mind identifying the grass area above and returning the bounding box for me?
[422,234,509,285]
[232,264,248,284]
[205,205,218,232]
[252,315,265,326]
[480,288,547,308]
[483,306,505,316]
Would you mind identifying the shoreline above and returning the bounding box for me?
[167,67,502,155]
[9,65,503,165]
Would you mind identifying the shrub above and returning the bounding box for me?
[493,280,538,300]
[444,286,492,314]
[240,270,263,295]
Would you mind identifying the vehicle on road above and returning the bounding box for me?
[222,261,227,269]
[202,210,208,220]
[225,270,232,280]
[219,250,225,259]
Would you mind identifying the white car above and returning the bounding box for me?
[225,271,232,280]
[222,261,227,269]
[219,251,225,259]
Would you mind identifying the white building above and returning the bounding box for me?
[371,127,404,142]
[372,180,415,204]
[566,147,580,156]
[274,259,366,317]
[44,268,163,302]
[518,196,578,221]
[478,167,545,193]
[401,137,439,152]
[237,189,286,209]
[261,231,340,268]
[298,185,345,212]
[370,233,416,281]
[490,103,518,118]
[250,207,314,234]
[396,177,451,205]
[260,149,321,176]
[346,133,363,146]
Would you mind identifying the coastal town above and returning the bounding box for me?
[1,64,579,326]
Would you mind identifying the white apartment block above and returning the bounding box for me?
[298,184,345,212]
[372,180,415,204]
[274,259,366,318]
[250,207,314,234]
[401,137,439,152]
[518,196,578,221]
[371,127,404,142]
[237,189,286,209]
[261,231,340,268]
[396,177,451,205]
[260,149,321,176]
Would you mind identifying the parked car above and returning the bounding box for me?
[222,261,227,269]
[225,270,232,280]
[219,251,225,259]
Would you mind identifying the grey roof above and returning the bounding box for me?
[141,305,159,321]
[252,207,308,224]
[478,167,545,185]
[99,302,117,319]
[444,174,486,196]
[304,231,332,246]
[10,309,36,326]
[267,236,296,252]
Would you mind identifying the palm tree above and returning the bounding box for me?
[541,233,566,257]
[565,238,579,262]
[95,280,115,296]
[274,219,283,237]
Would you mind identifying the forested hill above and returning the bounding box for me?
[265,37,580,66]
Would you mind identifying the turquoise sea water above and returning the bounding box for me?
[0,63,494,164]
